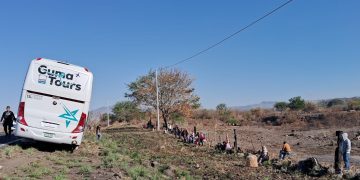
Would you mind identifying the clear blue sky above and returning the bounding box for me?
[0,0,359,110]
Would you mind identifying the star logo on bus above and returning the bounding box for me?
[59,105,79,128]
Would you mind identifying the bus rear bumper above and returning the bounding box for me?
[15,123,83,145]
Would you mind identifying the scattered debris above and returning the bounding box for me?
[288,133,296,137]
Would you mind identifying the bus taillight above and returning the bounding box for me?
[72,113,86,133]
[18,102,28,126]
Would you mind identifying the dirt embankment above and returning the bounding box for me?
[0,125,359,179]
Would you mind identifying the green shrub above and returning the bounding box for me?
[102,152,120,168]
[175,169,192,179]
[29,167,52,178]
[288,96,305,110]
[226,117,239,125]
[274,102,288,111]
[53,174,66,180]
[3,146,20,158]
[79,165,92,175]
[158,165,170,174]
[262,160,271,167]
[129,166,149,179]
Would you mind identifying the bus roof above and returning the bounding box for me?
[34,58,92,74]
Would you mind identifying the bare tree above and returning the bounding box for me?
[125,69,200,128]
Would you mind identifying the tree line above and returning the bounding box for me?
[100,68,360,125]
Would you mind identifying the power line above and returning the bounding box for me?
[163,0,294,69]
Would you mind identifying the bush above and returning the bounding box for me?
[216,103,232,121]
[288,96,305,110]
[327,99,345,108]
[226,117,239,125]
[250,108,263,118]
[175,169,192,179]
[171,112,185,123]
[274,102,288,111]
[100,113,117,123]
[129,166,149,179]
[347,99,360,111]
[158,165,170,174]
[283,112,298,124]
[79,165,92,175]
[216,103,227,113]
[192,109,214,120]
[53,174,66,180]
[112,101,143,122]
[304,102,317,112]
[100,138,120,168]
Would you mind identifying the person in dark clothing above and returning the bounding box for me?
[146,120,154,129]
[177,128,182,139]
[173,126,179,137]
[96,125,101,140]
[1,106,16,136]
[183,129,189,142]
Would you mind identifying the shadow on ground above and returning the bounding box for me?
[10,139,76,153]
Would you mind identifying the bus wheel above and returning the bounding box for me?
[70,145,79,153]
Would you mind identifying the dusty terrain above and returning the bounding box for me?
[199,125,360,167]
[0,124,358,179]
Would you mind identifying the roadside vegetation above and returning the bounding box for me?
[1,69,359,179]
[95,69,360,130]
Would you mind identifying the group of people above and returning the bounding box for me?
[215,134,236,154]
[259,136,352,172]
[215,140,234,154]
[257,142,292,165]
[168,124,207,146]
[257,141,292,165]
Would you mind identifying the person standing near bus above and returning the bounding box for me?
[96,125,101,140]
[1,106,16,136]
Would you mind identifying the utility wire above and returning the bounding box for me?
[163,0,294,69]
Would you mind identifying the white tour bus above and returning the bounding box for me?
[15,58,93,146]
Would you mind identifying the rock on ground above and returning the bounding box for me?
[246,154,258,168]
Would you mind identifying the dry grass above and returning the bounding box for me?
[0,124,358,179]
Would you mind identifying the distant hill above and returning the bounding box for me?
[89,106,113,122]
[230,101,276,111]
